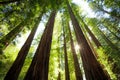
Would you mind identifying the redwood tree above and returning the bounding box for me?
[4,12,44,80]
[68,23,83,80]
[63,24,70,80]
[24,10,56,80]
[67,1,110,80]
[79,18,102,48]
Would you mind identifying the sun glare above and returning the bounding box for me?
[75,44,80,51]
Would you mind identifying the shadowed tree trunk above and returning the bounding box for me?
[57,59,61,80]
[80,21,99,58]
[0,0,20,5]
[63,25,70,80]
[67,1,111,80]
[4,12,44,80]
[68,23,83,80]
[24,10,56,80]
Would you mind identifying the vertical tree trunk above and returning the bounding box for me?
[63,25,70,80]
[0,22,24,50]
[80,18,102,48]
[24,11,56,80]
[67,2,110,80]
[0,16,31,54]
[4,12,43,80]
[68,23,83,80]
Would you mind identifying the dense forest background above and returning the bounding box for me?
[0,0,120,80]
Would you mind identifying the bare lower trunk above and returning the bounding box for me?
[4,12,43,80]
[68,23,83,80]
[63,25,70,80]
[24,11,56,80]
[67,1,110,80]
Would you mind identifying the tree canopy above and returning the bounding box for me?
[0,0,120,80]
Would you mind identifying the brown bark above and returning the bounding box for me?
[68,23,83,80]
[63,25,70,80]
[24,11,56,80]
[0,0,20,5]
[4,12,43,80]
[67,1,110,80]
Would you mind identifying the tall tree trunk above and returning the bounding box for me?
[0,18,29,53]
[68,23,83,80]
[0,22,23,52]
[96,27,120,51]
[79,17,101,48]
[4,12,43,80]
[0,0,20,5]
[67,1,110,80]
[63,25,70,80]
[80,23,98,58]
[24,11,56,80]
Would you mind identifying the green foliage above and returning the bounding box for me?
[0,44,19,80]
[97,47,117,80]
[0,0,120,79]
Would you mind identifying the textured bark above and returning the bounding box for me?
[24,11,56,80]
[63,25,70,80]
[68,24,83,80]
[67,2,111,80]
[0,0,20,5]
[4,12,43,80]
